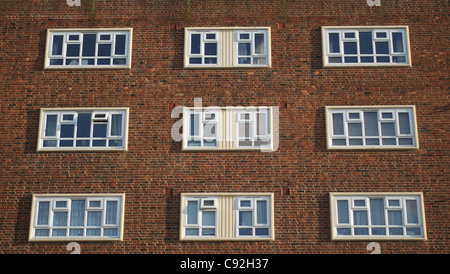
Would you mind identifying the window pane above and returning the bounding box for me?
[388,210,403,225]
[52,35,64,55]
[60,124,74,138]
[82,34,96,57]
[332,113,344,135]
[353,211,368,225]
[67,44,80,57]
[93,124,107,138]
[45,115,57,137]
[398,113,411,134]
[256,113,267,135]
[239,123,251,138]
[359,32,373,54]
[381,122,395,136]
[255,228,269,236]
[115,35,126,55]
[344,42,357,54]
[406,200,419,224]
[187,201,198,225]
[204,43,217,56]
[76,113,92,138]
[348,123,362,136]
[238,43,251,56]
[255,33,265,54]
[328,33,340,53]
[190,114,200,136]
[111,114,122,136]
[70,200,85,226]
[37,201,50,225]
[257,200,267,224]
[186,228,199,236]
[53,212,68,226]
[376,42,389,54]
[87,211,102,226]
[337,200,349,224]
[202,211,215,226]
[106,201,118,225]
[370,199,385,225]
[239,211,253,226]
[392,32,404,52]
[98,44,111,56]
[364,112,379,136]
[191,34,201,54]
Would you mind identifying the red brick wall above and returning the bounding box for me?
[0,0,448,254]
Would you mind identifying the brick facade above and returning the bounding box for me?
[0,0,448,255]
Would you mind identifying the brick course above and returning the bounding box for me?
[0,0,448,254]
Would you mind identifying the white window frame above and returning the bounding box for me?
[44,28,132,69]
[182,106,274,151]
[325,106,419,150]
[29,193,125,242]
[37,107,129,152]
[321,26,411,67]
[236,196,272,239]
[330,192,427,241]
[184,27,271,68]
[183,197,218,238]
[180,193,274,241]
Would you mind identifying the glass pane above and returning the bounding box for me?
[115,35,126,55]
[87,211,102,226]
[366,138,379,145]
[364,112,379,136]
[376,56,390,63]
[372,228,386,235]
[360,56,374,63]
[354,228,369,235]
[349,139,363,145]
[93,124,107,138]
[60,124,74,138]
[239,211,253,226]
[332,139,346,146]
[76,113,91,138]
[59,140,73,147]
[375,42,389,54]
[389,228,403,235]
[190,34,201,54]
[106,201,118,225]
[388,210,403,225]
[238,57,251,64]
[240,200,251,207]
[186,228,199,236]
[98,44,111,56]
[45,115,57,137]
[348,123,362,136]
[70,200,85,226]
[238,43,251,56]
[382,138,396,145]
[255,228,269,236]
[255,33,265,54]
[43,140,57,147]
[399,138,413,145]
[353,211,368,225]
[52,229,66,236]
[370,199,386,225]
[190,114,200,136]
[37,201,50,225]
[204,43,217,56]
[205,33,216,40]
[92,140,106,147]
[256,113,267,135]
[392,32,404,52]
[406,200,419,224]
[328,33,340,53]
[406,228,421,236]
[111,114,122,136]
[202,228,215,236]
[332,113,344,135]
[393,56,406,63]
[359,32,373,54]
[344,57,358,63]
[67,44,80,57]
[203,124,216,137]
[202,211,215,226]
[343,42,357,54]
[328,57,342,63]
[381,122,395,136]
[354,200,365,207]
[52,35,64,55]
[239,123,251,138]
[50,59,63,65]
[69,229,83,236]
[337,200,349,224]
[86,229,100,236]
[97,59,111,65]
[82,34,96,57]
[104,228,118,236]
[239,228,253,236]
[187,201,198,225]
[256,200,267,224]
[189,58,202,64]
[389,200,401,207]
[109,140,123,147]
[65,59,79,65]
[53,212,68,226]
[337,228,351,235]
[398,113,411,134]
[204,58,217,64]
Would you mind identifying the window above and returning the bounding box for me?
[180,193,274,241]
[330,193,427,240]
[182,106,275,151]
[29,194,125,241]
[325,106,418,149]
[45,28,132,68]
[322,26,411,67]
[37,108,129,151]
[184,27,271,68]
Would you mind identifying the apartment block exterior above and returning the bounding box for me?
[0,0,448,255]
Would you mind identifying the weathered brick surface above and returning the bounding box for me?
[0,0,448,254]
